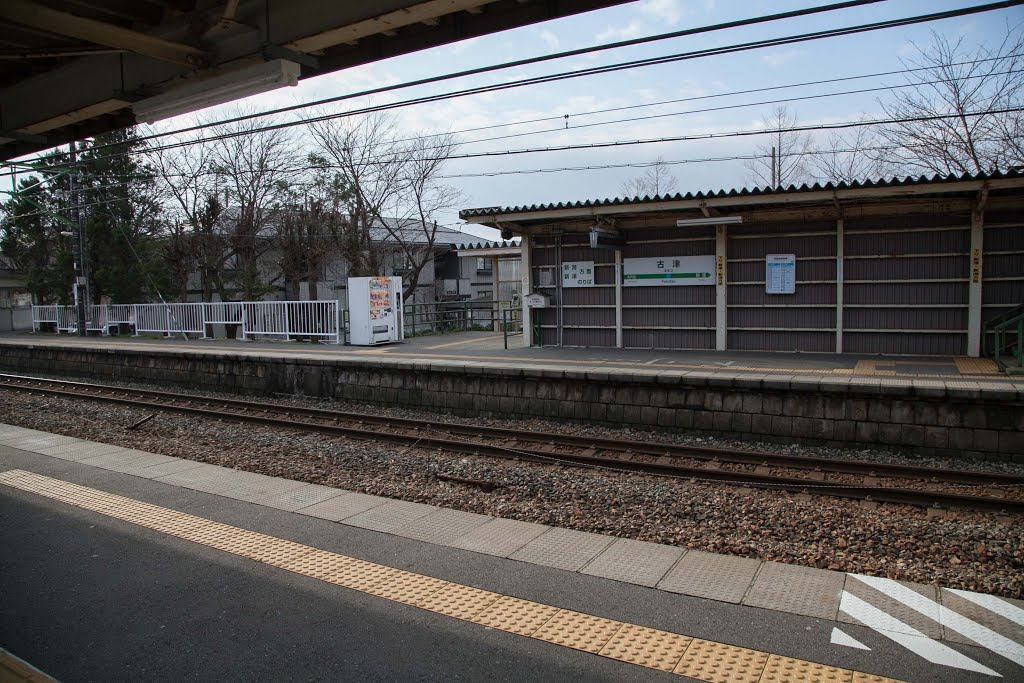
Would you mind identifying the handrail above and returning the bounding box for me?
[990,308,1024,367]
[983,303,1024,362]
[401,299,519,337]
[985,302,1024,331]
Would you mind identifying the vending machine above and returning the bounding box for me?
[347,276,404,345]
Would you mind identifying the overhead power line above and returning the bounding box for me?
[94,0,892,150]
[5,0,1020,175]
[307,107,1024,164]
[117,0,1024,158]
[2,109,1017,215]
[8,58,1015,188]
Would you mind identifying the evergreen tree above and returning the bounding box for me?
[0,152,74,304]
[79,129,164,303]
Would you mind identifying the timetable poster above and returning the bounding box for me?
[765,254,796,294]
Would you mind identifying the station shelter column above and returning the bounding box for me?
[520,234,532,348]
[715,224,727,351]
[836,218,844,354]
[492,256,501,332]
[615,248,623,348]
[967,193,986,357]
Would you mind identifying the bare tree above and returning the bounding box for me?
[309,112,460,301]
[309,114,395,282]
[745,105,815,188]
[621,156,680,197]
[875,25,1024,175]
[208,111,297,300]
[811,122,888,184]
[392,134,461,302]
[277,163,350,301]
[149,133,229,301]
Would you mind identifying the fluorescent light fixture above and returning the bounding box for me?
[133,59,301,124]
[589,226,623,249]
[675,216,743,226]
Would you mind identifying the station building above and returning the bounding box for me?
[460,170,1024,357]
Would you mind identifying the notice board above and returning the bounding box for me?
[765,254,796,294]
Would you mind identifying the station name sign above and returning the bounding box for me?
[623,255,715,286]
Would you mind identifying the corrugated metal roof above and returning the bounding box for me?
[453,239,521,250]
[459,169,1024,219]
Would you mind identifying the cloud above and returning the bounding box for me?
[448,36,482,55]
[595,20,646,44]
[759,49,802,67]
[538,30,560,52]
[639,0,684,26]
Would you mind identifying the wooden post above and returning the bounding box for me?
[492,255,500,332]
[615,248,623,348]
[836,218,844,354]
[520,234,532,348]
[715,224,727,351]
[967,189,988,357]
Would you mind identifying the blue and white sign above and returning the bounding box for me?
[765,254,796,294]
[623,255,715,286]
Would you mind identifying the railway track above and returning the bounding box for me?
[2,373,1022,514]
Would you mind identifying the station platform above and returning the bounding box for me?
[2,332,1023,461]
[3,331,1021,387]
[2,424,1022,681]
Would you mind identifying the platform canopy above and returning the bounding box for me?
[0,0,628,161]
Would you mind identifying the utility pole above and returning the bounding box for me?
[68,141,89,336]
[770,145,777,187]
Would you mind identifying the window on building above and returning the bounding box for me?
[476,257,492,273]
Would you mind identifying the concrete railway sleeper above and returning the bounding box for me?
[1,373,1022,515]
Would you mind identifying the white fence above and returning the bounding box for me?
[31,301,342,343]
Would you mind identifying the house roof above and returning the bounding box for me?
[369,218,477,247]
[215,208,477,247]
[459,169,1024,222]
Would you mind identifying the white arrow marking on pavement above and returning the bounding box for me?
[830,627,871,651]
[839,592,1001,677]
[851,574,1024,669]
[713,361,734,366]
[946,589,1024,627]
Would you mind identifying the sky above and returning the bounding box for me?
[13,0,1024,239]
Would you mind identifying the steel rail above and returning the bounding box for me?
[1,373,1021,514]
[2,373,1019,485]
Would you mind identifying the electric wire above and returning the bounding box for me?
[3,105,1018,212]
[61,0,894,153]
[2,130,1012,225]
[4,0,1020,175]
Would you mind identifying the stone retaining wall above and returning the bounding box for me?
[3,343,1022,461]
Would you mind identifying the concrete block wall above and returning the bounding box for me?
[2,343,1022,461]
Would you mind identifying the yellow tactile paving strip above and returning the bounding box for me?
[0,469,905,683]
[341,349,1006,379]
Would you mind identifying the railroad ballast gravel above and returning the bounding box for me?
[1,388,1021,600]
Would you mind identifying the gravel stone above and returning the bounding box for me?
[1,379,1021,599]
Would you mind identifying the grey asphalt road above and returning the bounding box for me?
[0,446,1012,682]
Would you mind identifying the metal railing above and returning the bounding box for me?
[990,308,1024,367]
[32,301,342,343]
[402,300,519,337]
[32,299,523,346]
